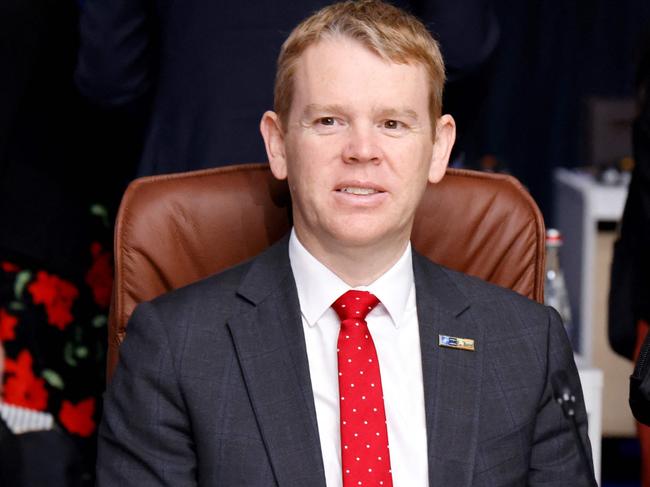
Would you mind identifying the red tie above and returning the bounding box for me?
[333,290,393,487]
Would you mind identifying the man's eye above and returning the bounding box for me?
[318,117,336,126]
[384,120,402,129]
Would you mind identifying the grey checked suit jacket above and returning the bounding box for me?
[97,237,593,486]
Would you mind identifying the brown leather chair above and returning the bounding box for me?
[107,163,545,380]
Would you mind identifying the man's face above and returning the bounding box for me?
[262,37,454,254]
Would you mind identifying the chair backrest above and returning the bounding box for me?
[107,163,545,379]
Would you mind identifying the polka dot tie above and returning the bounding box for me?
[333,290,393,487]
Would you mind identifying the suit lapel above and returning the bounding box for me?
[227,239,326,487]
[414,252,484,487]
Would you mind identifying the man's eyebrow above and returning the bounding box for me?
[302,104,347,117]
[378,108,420,121]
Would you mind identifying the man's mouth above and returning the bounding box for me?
[338,187,380,195]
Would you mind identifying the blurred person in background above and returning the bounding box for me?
[75,0,499,176]
[609,29,650,487]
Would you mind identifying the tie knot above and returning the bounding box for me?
[332,290,379,322]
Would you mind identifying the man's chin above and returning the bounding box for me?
[324,223,404,250]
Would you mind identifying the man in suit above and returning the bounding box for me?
[97,1,594,485]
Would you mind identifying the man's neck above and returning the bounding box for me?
[293,229,410,287]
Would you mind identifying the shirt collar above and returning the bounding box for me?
[288,228,414,329]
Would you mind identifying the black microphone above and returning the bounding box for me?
[551,370,599,487]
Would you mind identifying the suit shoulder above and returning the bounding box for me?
[140,234,292,320]
[144,258,254,319]
[441,265,542,306]
[431,263,554,333]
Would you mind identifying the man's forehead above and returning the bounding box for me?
[289,38,430,116]
[297,36,406,72]
[293,37,428,90]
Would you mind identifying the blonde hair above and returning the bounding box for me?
[274,0,446,135]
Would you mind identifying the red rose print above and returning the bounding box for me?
[59,398,96,437]
[1,261,19,272]
[85,242,113,309]
[0,308,18,341]
[27,271,78,330]
[2,350,48,411]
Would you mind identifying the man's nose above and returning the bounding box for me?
[342,124,381,164]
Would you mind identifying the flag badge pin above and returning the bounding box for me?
[438,334,475,351]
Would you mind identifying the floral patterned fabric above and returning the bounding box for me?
[0,206,113,475]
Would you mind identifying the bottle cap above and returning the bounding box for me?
[546,228,563,247]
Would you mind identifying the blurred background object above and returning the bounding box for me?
[544,229,574,339]
[607,25,650,487]
[74,0,500,177]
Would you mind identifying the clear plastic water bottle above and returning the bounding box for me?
[544,229,573,333]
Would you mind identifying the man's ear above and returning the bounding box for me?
[260,111,288,180]
[428,114,456,184]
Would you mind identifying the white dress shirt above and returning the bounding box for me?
[289,229,429,487]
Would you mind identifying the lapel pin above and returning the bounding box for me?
[438,334,475,351]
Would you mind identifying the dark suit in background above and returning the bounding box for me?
[0,417,21,486]
[75,0,498,176]
[609,43,650,360]
[611,33,650,487]
[98,237,593,486]
[0,418,85,487]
